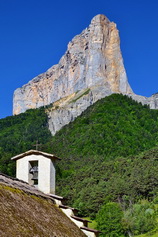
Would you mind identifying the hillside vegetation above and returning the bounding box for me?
[1,94,158,236]
[43,94,158,215]
[0,107,52,175]
[47,94,158,160]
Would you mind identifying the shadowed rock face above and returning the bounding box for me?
[13,14,132,116]
[13,14,158,135]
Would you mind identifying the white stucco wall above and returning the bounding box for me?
[16,154,56,194]
[50,158,56,194]
[70,217,84,228]
[81,229,96,237]
[60,208,74,217]
[16,157,30,183]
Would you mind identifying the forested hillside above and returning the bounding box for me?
[47,94,158,236]
[1,94,158,236]
[44,94,158,214]
[47,94,158,160]
[0,107,52,175]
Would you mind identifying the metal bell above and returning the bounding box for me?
[29,166,38,180]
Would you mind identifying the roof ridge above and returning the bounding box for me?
[11,149,61,160]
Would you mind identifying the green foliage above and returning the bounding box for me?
[44,94,158,217]
[55,148,158,230]
[0,108,51,176]
[83,217,97,229]
[47,94,158,160]
[123,200,157,235]
[96,202,125,237]
[96,200,157,236]
[104,150,158,203]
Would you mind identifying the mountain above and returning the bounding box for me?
[13,14,132,116]
[0,173,86,237]
[13,14,158,136]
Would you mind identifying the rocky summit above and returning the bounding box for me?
[13,14,158,135]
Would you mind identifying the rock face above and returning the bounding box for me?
[13,14,157,135]
[13,14,132,115]
[47,87,112,135]
[132,93,158,109]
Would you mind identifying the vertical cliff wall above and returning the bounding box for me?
[13,14,133,116]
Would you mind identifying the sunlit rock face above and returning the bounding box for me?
[14,14,158,135]
[130,93,158,109]
[13,14,132,116]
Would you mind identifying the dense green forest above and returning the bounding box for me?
[47,94,158,160]
[46,94,158,236]
[1,94,158,236]
[0,107,52,175]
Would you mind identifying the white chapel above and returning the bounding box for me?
[11,150,61,194]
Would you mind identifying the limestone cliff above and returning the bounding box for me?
[13,14,132,114]
[13,14,157,135]
[130,93,158,109]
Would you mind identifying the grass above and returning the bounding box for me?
[70,88,90,103]
[83,217,97,229]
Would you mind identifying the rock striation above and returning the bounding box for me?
[13,14,158,135]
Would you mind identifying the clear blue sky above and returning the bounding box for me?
[1,0,158,119]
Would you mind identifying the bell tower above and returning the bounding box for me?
[11,150,61,194]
